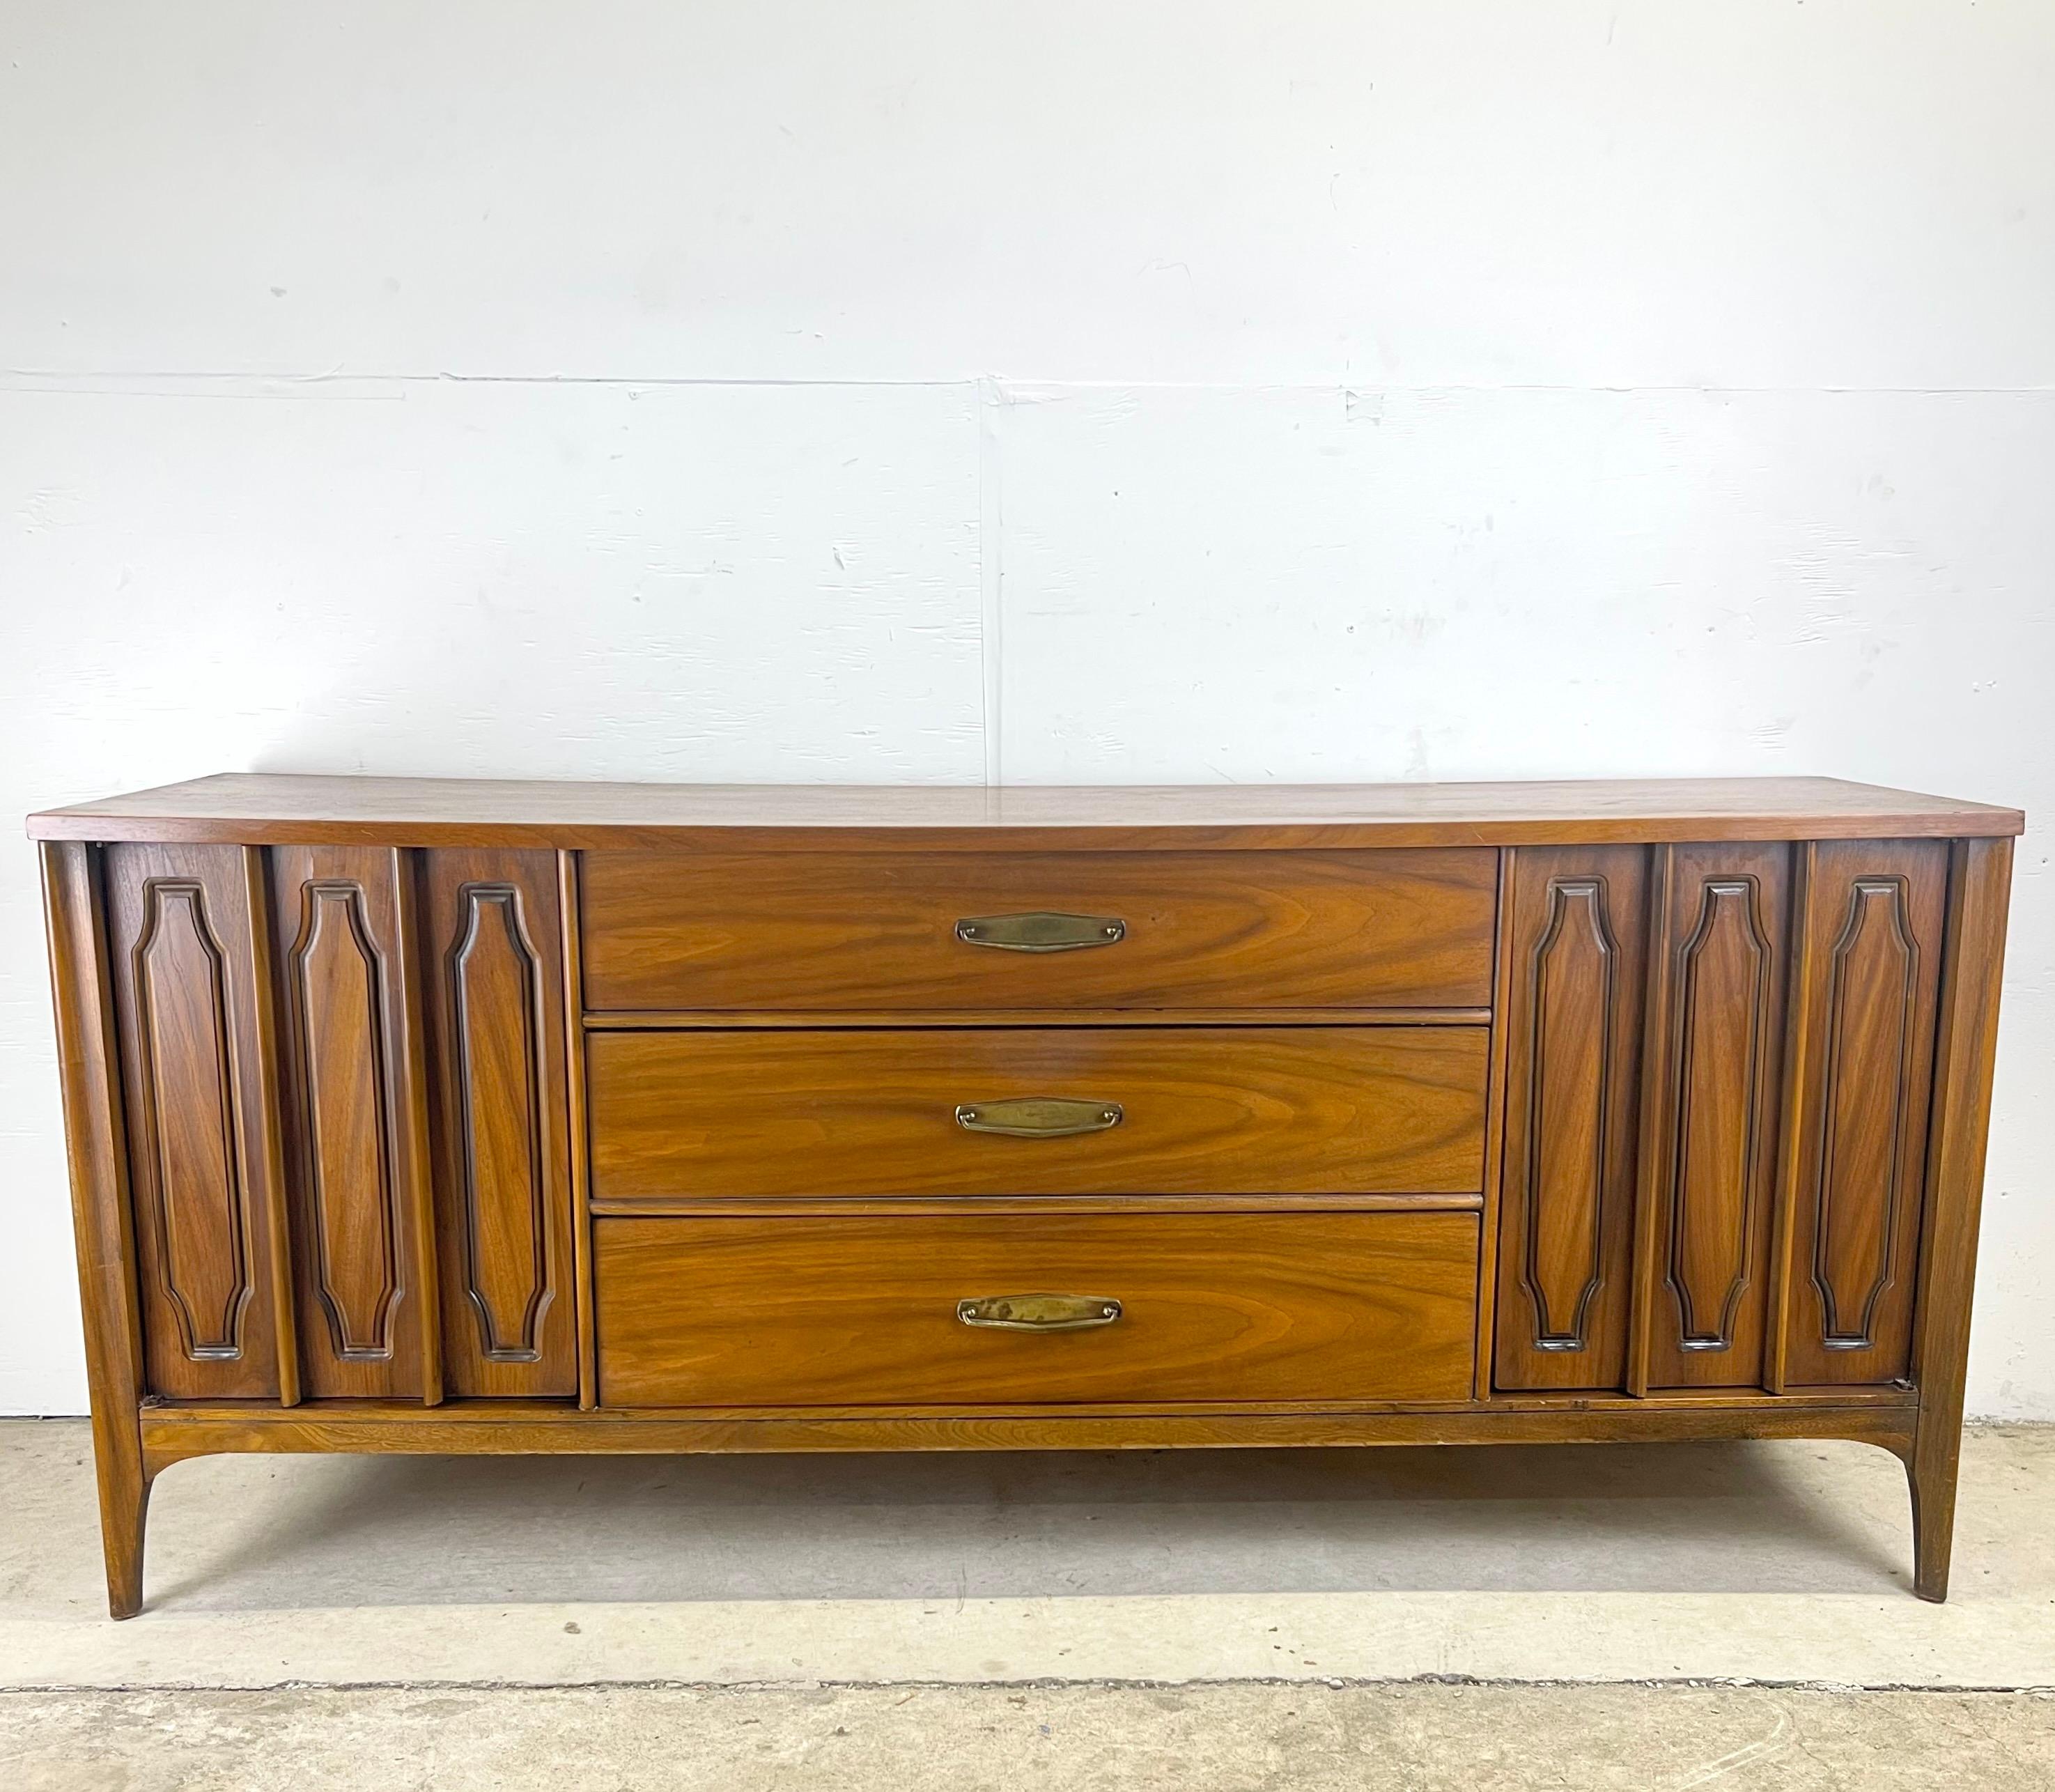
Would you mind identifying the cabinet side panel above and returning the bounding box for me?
[1645,844,1791,1389]
[1781,840,1949,1385]
[104,844,281,1400]
[270,846,424,1399]
[419,849,576,1398]
[1493,846,1648,1391]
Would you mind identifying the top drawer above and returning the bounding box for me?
[579,848,1497,1013]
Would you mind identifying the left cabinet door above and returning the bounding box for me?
[105,846,284,1399]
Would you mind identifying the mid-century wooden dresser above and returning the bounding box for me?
[31,774,2021,1615]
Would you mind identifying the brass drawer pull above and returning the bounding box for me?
[955,912,1126,952]
[954,1097,1124,1138]
[957,1294,1123,1331]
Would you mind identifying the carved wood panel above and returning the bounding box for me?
[271,846,427,1399]
[1643,845,1790,1388]
[1493,847,1648,1391]
[419,850,576,1397]
[104,846,281,1399]
[1781,840,1948,1385]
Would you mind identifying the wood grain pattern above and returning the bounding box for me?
[595,1212,1478,1407]
[29,773,2024,850]
[102,845,282,1400]
[28,773,2022,1614]
[1780,840,1948,1387]
[1905,837,2015,1600]
[587,1026,1488,1200]
[579,847,1496,1012]
[1641,845,1790,1389]
[1493,847,1648,1391]
[141,1398,1918,1472]
[270,846,426,1400]
[40,843,153,1619]
[419,850,576,1398]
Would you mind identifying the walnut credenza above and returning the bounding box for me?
[31,774,2022,1616]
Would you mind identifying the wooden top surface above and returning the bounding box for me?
[26,773,2024,850]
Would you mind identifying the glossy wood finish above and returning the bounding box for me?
[270,846,436,1400]
[40,843,153,1619]
[30,773,2024,851]
[1492,847,1649,1391]
[418,850,577,1398]
[580,847,1496,1012]
[587,1026,1489,1200]
[1780,841,1949,1387]
[31,775,2022,1613]
[102,845,284,1400]
[1638,845,1792,1390]
[596,1212,1479,1407]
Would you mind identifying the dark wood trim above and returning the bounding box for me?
[1626,844,1674,1398]
[560,851,598,1411]
[1763,842,1818,1395]
[1472,849,1515,1399]
[389,849,444,1407]
[1906,836,2014,1600]
[40,842,153,1618]
[239,846,300,1407]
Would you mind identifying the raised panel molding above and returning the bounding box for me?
[102,843,283,1401]
[449,884,552,1361]
[1778,839,1949,1388]
[1638,844,1790,1391]
[288,879,403,1361]
[1813,876,1921,1349]
[419,848,577,1400]
[130,880,250,1359]
[1519,878,1618,1350]
[1666,877,1774,1349]
[1494,846,1648,1392]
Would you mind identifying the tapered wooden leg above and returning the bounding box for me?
[95,1437,153,1619]
[1905,1427,1960,1604]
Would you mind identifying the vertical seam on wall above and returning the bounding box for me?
[975,375,1005,788]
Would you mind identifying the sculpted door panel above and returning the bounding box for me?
[104,845,282,1399]
[419,850,575,1397]
[1643,845,1790,1389]
[271,846,429,1400]
[1781,841,1948,1386]
[1493,847,1649,1391]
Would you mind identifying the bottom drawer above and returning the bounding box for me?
[595,1210,1479,1407]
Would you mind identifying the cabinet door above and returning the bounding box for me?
[418,850,577,1398]
[271,846,433,1400]
[1494,847,1649,1391]
[1641,845,1790,1389]
[104,845,284,1400]
[1779,841,1948,1386]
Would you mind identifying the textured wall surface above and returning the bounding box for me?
[2,1,2049,1414]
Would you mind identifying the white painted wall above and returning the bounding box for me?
[2,1,2049,1416]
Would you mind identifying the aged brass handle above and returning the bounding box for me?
[957,1295,1123,1331]
[955,912,1126,952]
[954,1097,1124,1138]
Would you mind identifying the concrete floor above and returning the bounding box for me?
[6,1685,2054,1791]
[3,1420,2053,1785]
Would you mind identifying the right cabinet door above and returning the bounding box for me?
[1778,840,1948,1387]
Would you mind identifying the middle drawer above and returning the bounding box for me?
[587,1026,1488,1200]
